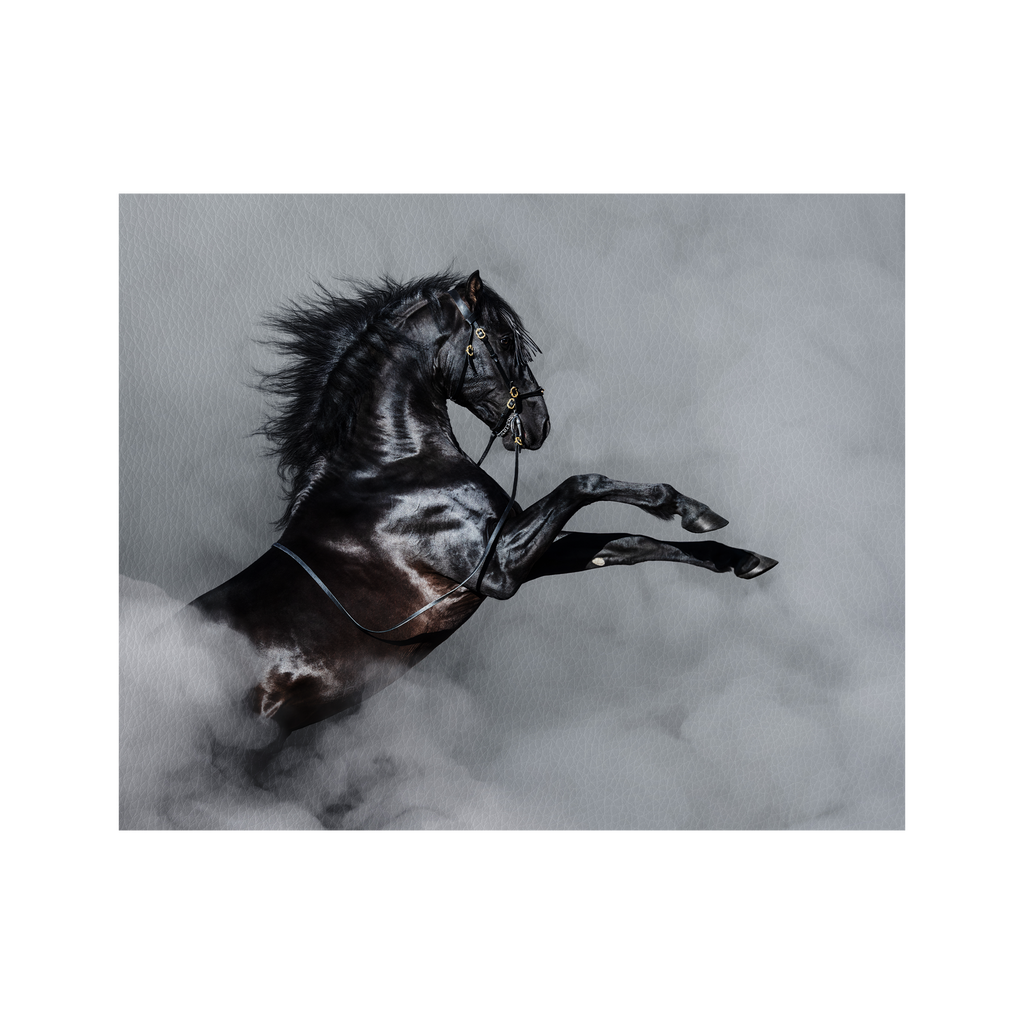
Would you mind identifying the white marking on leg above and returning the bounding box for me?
[591,557,605,566]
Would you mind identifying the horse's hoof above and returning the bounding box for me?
[685,509,729,533]
[735,553,779,579]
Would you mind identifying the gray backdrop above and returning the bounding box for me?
[120,194,903,829]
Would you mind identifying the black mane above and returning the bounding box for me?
[257,271,539,525]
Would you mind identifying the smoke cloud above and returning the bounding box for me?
[120,194,903,829]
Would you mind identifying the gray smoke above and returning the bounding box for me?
[120,194,903,829]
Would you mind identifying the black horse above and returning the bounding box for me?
[192,271,777,737]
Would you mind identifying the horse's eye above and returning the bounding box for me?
[499,336,511,347]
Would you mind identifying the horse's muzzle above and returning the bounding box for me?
[503,404,550,451]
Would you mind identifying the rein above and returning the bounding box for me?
[272,287,542,641]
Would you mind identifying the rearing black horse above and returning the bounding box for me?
[192,271,777,735]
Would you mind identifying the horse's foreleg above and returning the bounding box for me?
[476,474,735,599]
[550,474,729,532]
[520,532,778,582]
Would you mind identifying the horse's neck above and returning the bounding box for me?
[289,358,472,532]
[351,370,460,465]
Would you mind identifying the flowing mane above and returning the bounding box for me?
[256,271,539,524]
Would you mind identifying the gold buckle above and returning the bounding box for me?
[506,397,517,410]
[465,344,474,356]
[475,327,487,340]
[509,386,519,398]
[514,436,523,446]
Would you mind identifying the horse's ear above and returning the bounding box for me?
[466,270,483,309]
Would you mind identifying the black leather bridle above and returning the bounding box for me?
[272,288,544,640]
[446,287,545,466]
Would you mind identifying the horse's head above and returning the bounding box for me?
[441,271,550,452]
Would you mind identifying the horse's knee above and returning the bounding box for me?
[253,667,318,719]
[476,574,519,601]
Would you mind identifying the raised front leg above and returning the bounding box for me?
[476,474,733,599]
[521,532,779,582]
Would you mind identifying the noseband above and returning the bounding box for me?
[272,287,544,641]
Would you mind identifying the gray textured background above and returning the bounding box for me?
[120,194,903,829]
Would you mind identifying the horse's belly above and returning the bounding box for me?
[252,587,482,731]
[194,547,484,732]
